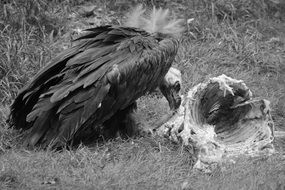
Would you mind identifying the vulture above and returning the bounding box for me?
[7,5,184,149]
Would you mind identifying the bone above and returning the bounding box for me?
[155,75,275,172]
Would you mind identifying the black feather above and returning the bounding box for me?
[8,25,179,149]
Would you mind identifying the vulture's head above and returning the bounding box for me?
[159,67,182,110]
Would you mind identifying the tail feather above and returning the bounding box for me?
[124,5,184,37]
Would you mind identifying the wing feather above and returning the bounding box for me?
[9,25,179,148]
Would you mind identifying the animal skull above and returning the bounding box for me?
[155,74,275,172]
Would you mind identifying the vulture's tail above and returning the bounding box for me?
[124,5,184,37]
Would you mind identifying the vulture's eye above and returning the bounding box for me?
[174,81,181,91]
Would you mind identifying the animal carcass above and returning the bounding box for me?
[155,74,275,172]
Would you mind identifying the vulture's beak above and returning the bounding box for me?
[160,82,182,110]
[160,67,182,111]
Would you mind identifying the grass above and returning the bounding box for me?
[0,0,285,189]
[0,139,284,189]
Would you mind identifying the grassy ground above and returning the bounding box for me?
[0,0,285,189]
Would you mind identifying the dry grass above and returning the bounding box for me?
[0,0,285,189]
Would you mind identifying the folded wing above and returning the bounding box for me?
[8,26,179,148]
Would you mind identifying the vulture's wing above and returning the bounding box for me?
[8,26,179,147]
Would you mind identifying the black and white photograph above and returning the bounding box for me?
[0,0,285,189]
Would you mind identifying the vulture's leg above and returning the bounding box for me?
[103,102,152,138]
[102,102,139,139]
[68,103,141,146]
